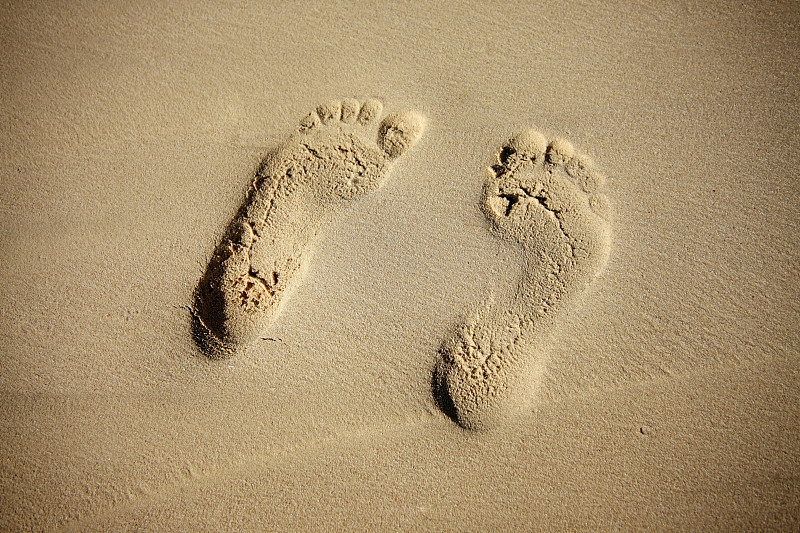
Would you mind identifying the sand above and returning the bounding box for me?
[1,1,798,531]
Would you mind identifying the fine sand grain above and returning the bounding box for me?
[1,1,798,531]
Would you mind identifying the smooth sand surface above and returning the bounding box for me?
[1,1,798,530]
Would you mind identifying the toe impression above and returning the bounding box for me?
[378,111,426,158]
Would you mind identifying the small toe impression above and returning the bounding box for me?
[566,154,606,193]
[546,138,575,166]
[358,98,383,125]
[378,111,426,158]
[580,169,606,194]
[299,111,320,132]
[317,101,342,124]
[341,98,359,124]
[589,193,612,220]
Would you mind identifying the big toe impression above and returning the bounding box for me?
[378,111,426,158]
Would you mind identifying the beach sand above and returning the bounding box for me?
[1,1,798,530]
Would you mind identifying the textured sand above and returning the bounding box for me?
[1,1,798,530]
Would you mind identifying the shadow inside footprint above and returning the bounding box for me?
[431,359,460,426]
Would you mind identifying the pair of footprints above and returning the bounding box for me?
[193,98,611,431]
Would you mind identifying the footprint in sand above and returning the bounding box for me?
[434,130,612,430]
[193,98,426,356]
